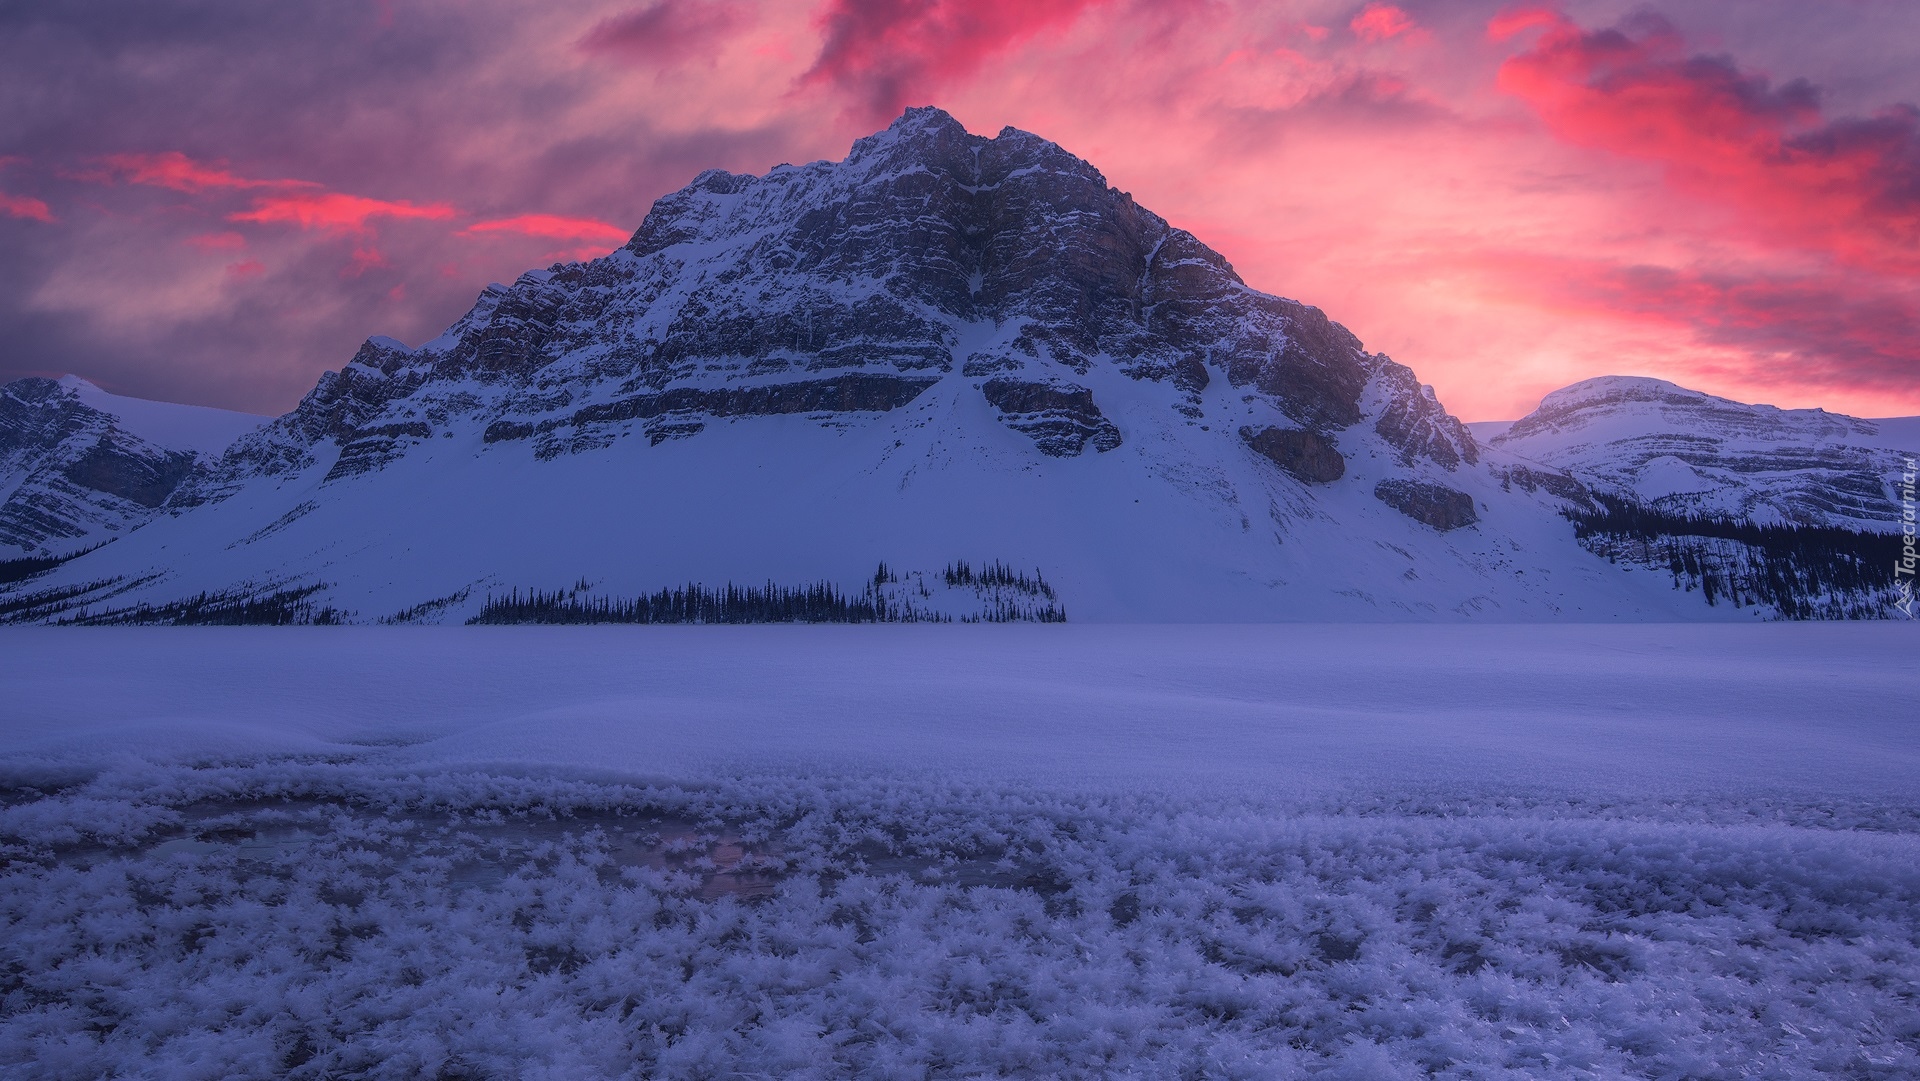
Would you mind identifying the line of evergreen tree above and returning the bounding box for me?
[0,576,124,623]
[470,580,898,625]
[940,560,1057,600]
[1568,494,1900,618]
[0,541,107,586]
[61,584,345,626]
[961,599,1069,623]
[0,553,65,586]
[472,570,1070,625]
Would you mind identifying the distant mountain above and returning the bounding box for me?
[0,377,264,562]
[1486,378,1915,619]
[1489,376,1916,531]
[0,110,1909,622]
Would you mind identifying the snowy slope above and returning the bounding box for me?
[0,110,1894,622]
[1490,376,1917,529]
[60,375,266,456]
[0,377,266,560]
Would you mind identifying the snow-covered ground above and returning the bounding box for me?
[3,625,1917,1079]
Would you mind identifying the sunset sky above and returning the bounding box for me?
[2,0,1917,422]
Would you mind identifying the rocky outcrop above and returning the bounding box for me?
[1494,464,1593,509]
[325,422,437,482]
[484,374,941,456]
[1374,480,1477,531]
[1242,426,1344,483]
[981,378,1123,457]
[1370,360,1478,468]
[0,378,216,555]
[573,374,940,427]
[175,341,430,501]
[62,437,197,507]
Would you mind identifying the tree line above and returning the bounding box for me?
[1569,494,1901,618]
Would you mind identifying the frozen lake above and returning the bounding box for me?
[3,623,1915,799]
[2,625,1916,1079]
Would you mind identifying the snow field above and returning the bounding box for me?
[1,624,1915,1079]
[3,764,1919,1080]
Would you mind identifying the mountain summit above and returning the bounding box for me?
[0,109,1909,622]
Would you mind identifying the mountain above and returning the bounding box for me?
[0,376,265,563]
[1488,376,1916,531]
[0,109,1908,623]
[1485,378,1914,619]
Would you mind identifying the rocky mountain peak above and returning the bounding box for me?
[320,106,1474,472]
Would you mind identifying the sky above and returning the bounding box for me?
[1,1,1916,423]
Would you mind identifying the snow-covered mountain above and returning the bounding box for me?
[0,376,265,562]
[1488,376,1917,531]
[0,109,1907,622]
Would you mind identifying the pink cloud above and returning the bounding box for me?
[1496,10,1920,274]
[185,231,247,251]
[0,192,54,222]
[93,151,318,193]
[346,245,390,275]
[225,259,266,280]
[230,192,456,234]
[462,214,630,243]
[1486,5,1561,43]
[187,231,248,251]
[1350,4,1417,43]
[802,0,1109,120]
[580,2,745,63]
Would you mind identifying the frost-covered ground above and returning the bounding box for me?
[2,625,1916,1080]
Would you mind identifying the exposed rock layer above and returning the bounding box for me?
[1374,480,1478,531]
[1242,427,1344,484]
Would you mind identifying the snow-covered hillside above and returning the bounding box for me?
[0,111,1908,622]
[1489,376,1917,530]
[0,376,265,561]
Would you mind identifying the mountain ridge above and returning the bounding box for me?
[0,108,1910,622]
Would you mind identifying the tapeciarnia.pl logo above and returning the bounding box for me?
[1898,455,1916,617]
